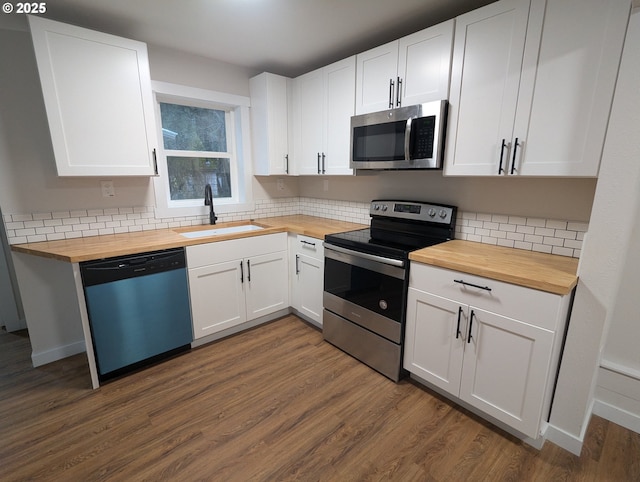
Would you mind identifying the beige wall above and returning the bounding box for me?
[549,7,640,448]
[298,173,596,221]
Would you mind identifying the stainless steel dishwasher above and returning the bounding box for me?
[80,248,193,381]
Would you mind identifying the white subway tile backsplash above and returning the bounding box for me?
[3,196,587,258]
[568,221,589,232]
[491,214,509,223]
[6,222,24,230]
[532,244,553,254]
[534,227,555,237]
[514,241,533,251]
[27,234,47,243]
[508,216,527,225]
[552,246,574,257]
[526,218,547,227]
[546,220,568,230]
[555,230,577,240]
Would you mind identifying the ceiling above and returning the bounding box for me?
[29,0,494,77]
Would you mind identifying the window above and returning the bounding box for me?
[152,81,253,218]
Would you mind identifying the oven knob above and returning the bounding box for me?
[379,300,388,310]
[374,204,380,211]
[381,205,388,211]
[428,208,436,217]
[439,209,448,219]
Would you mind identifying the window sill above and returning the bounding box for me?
[155,201,255,220]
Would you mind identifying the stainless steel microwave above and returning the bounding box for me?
[350,100,447,170]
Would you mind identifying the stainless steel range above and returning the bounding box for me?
[323,200,457,381]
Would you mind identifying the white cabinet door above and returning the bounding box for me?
[189,259,246,339]
[295,57,355,175]
[296,69,325,175]
[407,261,571,440]
[356,21,454,115]
[445,0,628,177]
[295,253,324,325]
[245,251,288,320]
[513,0,630,176]
[323,57,355,175]
[28,16,157,176]
[355,40,399,114]
[444,0,532,176]
[404,289,466,395]
[397,20,454,107]
[250,73,291,175]
[459,307,554,438]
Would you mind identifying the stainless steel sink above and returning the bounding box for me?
[179,224,264,239]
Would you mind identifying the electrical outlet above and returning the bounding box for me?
[277,178,285,191]
[101,180,115,198]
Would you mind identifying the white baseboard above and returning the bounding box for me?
[544,424,584,456]
[31,340,86,367]
[593,399,640,434]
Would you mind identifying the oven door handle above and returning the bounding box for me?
[324,243,405,268]
[323,243,406,279]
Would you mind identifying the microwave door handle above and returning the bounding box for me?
[404,117,413,161]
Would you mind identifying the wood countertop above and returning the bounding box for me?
[409,239,579,295]
[10,215,365,263]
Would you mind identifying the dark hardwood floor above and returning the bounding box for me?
[1,315,639,481]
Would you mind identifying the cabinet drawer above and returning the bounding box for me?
[297,235,323,260]
[409,263,563,331]
[187,233,286,269]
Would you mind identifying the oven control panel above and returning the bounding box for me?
[370,200,455,225]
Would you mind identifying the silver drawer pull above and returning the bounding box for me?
[454,279,492,292]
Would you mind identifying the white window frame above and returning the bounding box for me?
[152,81,254,219]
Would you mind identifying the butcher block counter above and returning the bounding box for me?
[409,239,579,295]
[10,215,366,263]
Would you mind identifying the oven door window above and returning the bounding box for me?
[324,255,405,323]
[352,121,406,162]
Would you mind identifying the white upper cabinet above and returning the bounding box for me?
[250,73,293,176]
[294,56,356,175]
[512,0,630,176]
[355,20,454,114]
[444,0,534,176]
[28,16,158,177]
[445,0,630,177]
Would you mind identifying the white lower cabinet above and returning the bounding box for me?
[405,263,571,439]
[187,233,288,339]
[289,235,324,326]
